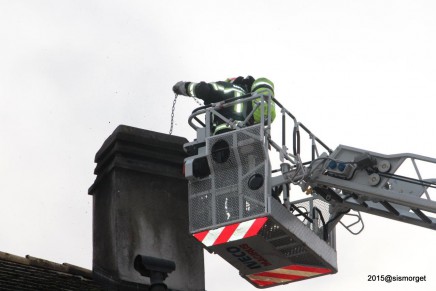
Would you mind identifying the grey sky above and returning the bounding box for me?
[0,1,435,290]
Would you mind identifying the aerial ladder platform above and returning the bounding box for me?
[182,93,436,288]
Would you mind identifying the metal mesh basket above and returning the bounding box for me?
[291,197,335,247]
[189,125,268,232]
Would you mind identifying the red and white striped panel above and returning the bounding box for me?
[193,217,268,247]
[247,264,333,287]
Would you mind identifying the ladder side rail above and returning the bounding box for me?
[313,174,436,214]
[322,145,436,202]
[301,145,436,230]
[329,198,436,230]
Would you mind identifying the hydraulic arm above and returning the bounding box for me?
[301,145,436,230]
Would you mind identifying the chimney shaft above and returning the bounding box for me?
[89,125,205,291]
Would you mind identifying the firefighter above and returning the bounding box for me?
[172,76,276,134]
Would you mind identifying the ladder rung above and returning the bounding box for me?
[380,201,400,216]
[412,208,432,224]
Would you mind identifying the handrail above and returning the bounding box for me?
[187,93,332,168]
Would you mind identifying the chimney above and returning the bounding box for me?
[88,125,205,290]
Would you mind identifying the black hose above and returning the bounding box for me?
[193,116,205,127]
[312,143,316,161]
[378,172,436,189]
[290,204,313,223]
[313,207,327,241]
[282,113,286,147]
[297,129,300,155]
[293,127,297,155]
[293,127,301,156]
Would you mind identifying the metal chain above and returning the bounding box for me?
[169,93,178,135]
[169,94,203,135]
[192,96,203,106]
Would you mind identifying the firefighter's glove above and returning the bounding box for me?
[172,81,187,96]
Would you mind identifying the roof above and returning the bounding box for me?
[0,251,102,291]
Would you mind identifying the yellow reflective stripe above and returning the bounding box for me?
[252,78,275,94]
[210,82,219,90]
[254,87,274,95]
[252,77,274,88]
[214,123,232,134]
[210,82,245,96]
[234,103,243,113]
[252,81,274,88]
[188,83,197,97]
[222,87,245,95]
[215,124,230,131]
